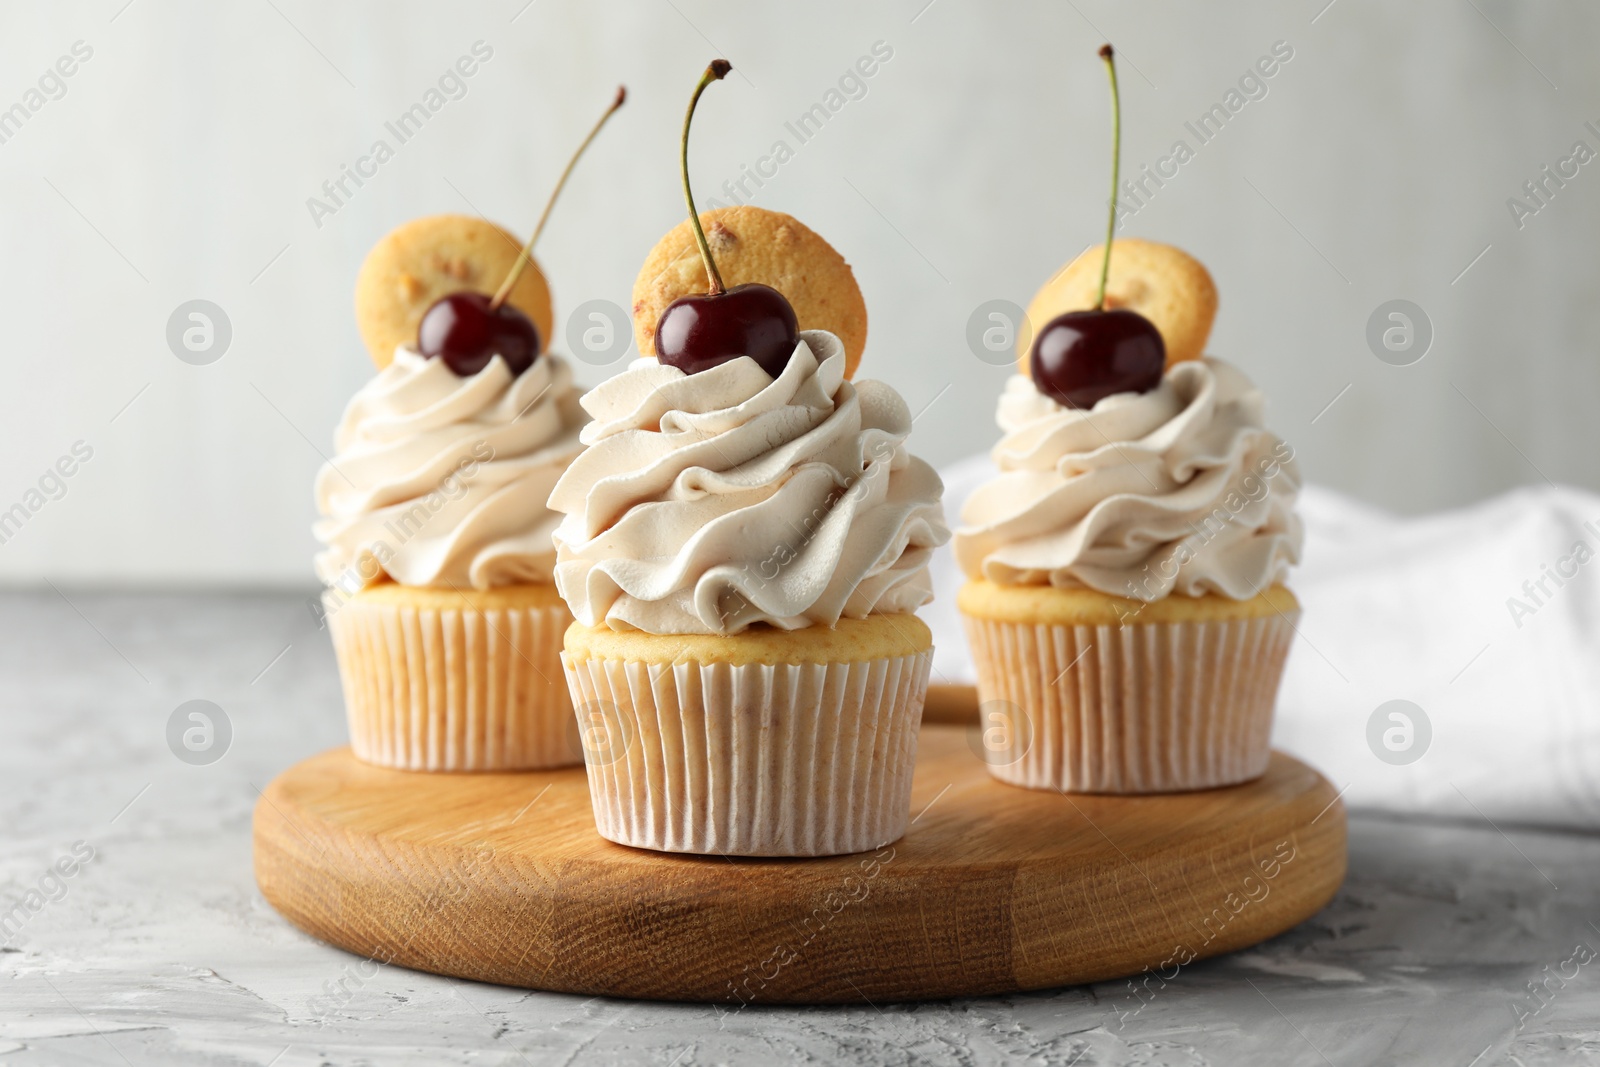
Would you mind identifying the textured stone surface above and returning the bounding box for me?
[2,589,1598,1066]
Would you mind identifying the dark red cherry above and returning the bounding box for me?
[417,291,540,377]
[656,282,799,377]
[1029,308,1164,410]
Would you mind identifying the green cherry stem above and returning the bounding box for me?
[1094,43,1120,312]
[490,85,627,311]
[681,59,732,296]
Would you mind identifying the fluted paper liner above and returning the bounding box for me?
[326,592,578,771]
[962,611,1297,793]
[562,650,933,856]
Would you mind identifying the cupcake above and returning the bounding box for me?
[551,61,949,855]
[954,340,1303,793]
[954,47,1302,794]
[313,293,585,771]
[315,91,624,771]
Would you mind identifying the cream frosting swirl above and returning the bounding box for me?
[955,358,1302,600]
[314,348,586,590]
[549,330,950,635]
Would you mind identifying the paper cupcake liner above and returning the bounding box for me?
[562,650,932,856]
[326,591,578,771]
[961,610,1297,793]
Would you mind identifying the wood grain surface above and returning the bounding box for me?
[254,720,1346,1004]
[921,683,981,726]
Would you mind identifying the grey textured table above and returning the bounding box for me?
[3,589,1597,1066]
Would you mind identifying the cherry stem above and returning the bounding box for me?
[490,85,627,311]
[1095,43,1120,312]
[681,60,732,296]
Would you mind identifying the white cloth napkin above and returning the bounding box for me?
[928,454,1600,830]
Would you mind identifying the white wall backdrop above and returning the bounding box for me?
[0,0,1594,585]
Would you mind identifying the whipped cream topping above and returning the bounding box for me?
[315,348,586,590]
[955,358,1302,601]
[549,331,950,635]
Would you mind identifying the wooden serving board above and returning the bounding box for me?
[254,690,1345,1004]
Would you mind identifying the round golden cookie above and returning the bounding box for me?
[631,206,868,379]
[1019,238,1217,373]
[354,214,554,370]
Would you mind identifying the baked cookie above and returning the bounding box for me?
[1019,238,1217,373]
[632,206,868,379]
[355,214,554,369]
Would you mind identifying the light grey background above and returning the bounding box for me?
[0,0,1592,585]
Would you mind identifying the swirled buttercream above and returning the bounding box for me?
[314,349,586,590]
[549,330,949,634]
[954,358,1301,600]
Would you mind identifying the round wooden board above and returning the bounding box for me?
[255,707,1346,1004]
